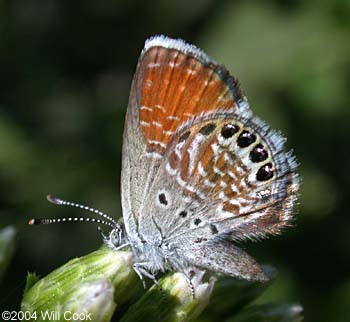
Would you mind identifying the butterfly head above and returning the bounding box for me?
[105,222,125,248]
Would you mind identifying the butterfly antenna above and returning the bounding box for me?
[28,217,115,228]
[45,194,118,226]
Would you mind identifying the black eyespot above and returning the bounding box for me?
[256,163,274,181]
[199,123,216,135]
[194,218,201,225]
[210,224,218,234]
[158,193,168,205]
[221,124,239,139]
[179,210,187,218]
[237,130,256,148]
[179,131,190,143]
[250,144,268,163]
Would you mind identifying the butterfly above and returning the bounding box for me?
[30,35,299,287]
[111,35,299,284]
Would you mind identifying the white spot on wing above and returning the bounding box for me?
[196,190,206,199]
[187,133,205,174]
[148,62,161,68]
[176,175,187,187]
[140,121,150,127]
[169,61,180,68]
[152,121,163,128]
[198,162,207,177]
[155,104,166,112]
[167,115,180,121]
[183,196,191,203]
[211,143,221,162]
[224,152,234,165]
[148,140,166,148]
[186,69,197,75]
[204,179,216,188]
[213,166,225,177]
[219,191,228,201]
[175,141,185,159]
[231,183,239,194]
[141,106,153,111]
[145,152,162,159]
[186,185,196,193]
[165,162,177,176]
[175,173,205,199]
[218,133,233,146]
[145,80,153,88]
[236,165,245,176]
[228,170,237,180]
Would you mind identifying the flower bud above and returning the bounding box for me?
[120,269,216,322]
[21,246,140,322]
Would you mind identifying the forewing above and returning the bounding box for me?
[121,35,251,240]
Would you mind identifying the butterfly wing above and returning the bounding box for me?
[121,35,251,243]
[121,36,299,280]
[153,114,299,243]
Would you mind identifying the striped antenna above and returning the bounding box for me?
[28,217,116,228]
[45,195,118,226]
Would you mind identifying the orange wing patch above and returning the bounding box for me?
[136,46,240,154]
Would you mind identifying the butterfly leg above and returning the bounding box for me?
[97,226,108,239]
[133,262,163,293]
[181,272,195,299]
[113,243,130,251]
[133,263,147,289]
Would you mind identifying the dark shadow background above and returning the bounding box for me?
[0,1,349,321]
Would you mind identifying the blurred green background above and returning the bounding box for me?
[0,0,349,321]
